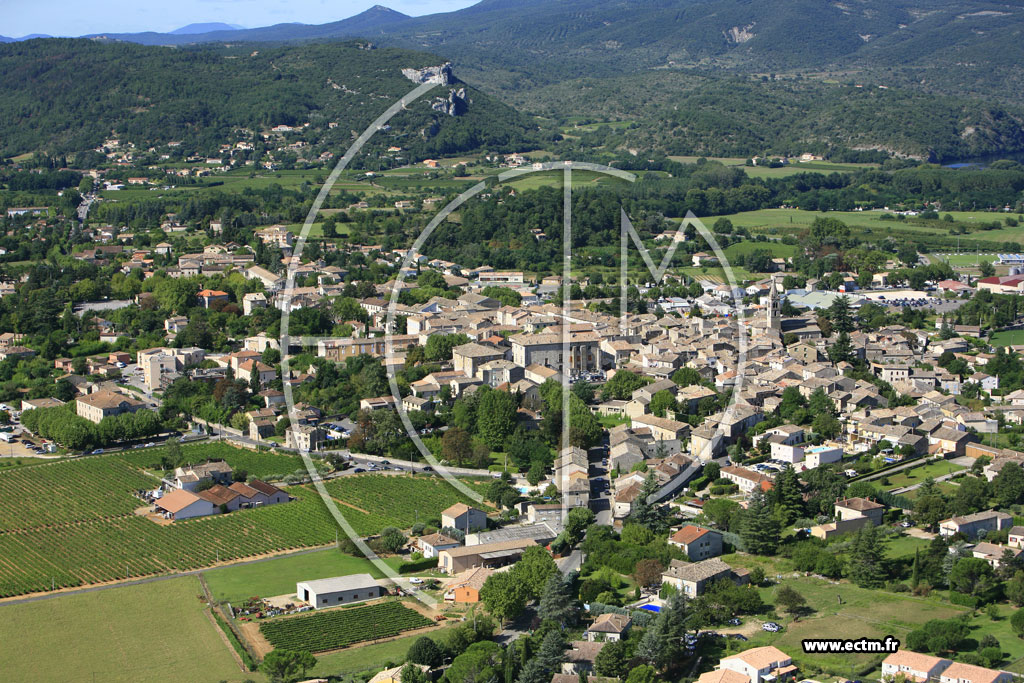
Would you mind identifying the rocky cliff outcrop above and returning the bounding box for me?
[402,62,454,85]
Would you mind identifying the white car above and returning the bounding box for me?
[408,577,423,585]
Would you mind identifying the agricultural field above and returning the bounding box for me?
[310,622,462,678]
[116,441,303,480]
[259,600,431,653]
[319,474,493,537]
[0,485,338,598]
[0,576,245,683]
[0,457,154,532]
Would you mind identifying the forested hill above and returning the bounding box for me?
[76,0,1024,102]
[0,39,543,159]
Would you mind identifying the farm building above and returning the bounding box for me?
[441,503,488,533]
[296,574,383,609]
[154,489,217,520]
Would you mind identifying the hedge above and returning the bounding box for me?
[949,591,980,608]
[398,557,439,574]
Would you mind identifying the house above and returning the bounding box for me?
[881,651,951,683]
[939,662,1013,683]
[972,542,1024,568]
[296,574,383,608]
[21,397,65,411]
[585,613,631,642]
[441,503,488,533]
[237,359,276,386]
[562,641,605,675]
[172,461,233,491]
[416,532,461,558]
[154,489,217,520]
[834,497,885,525]
[444,567,493,603]
[286,424,325,452]
[939,510,1013,539]
[197,289,230,308]
[1009,526,1024,549]
[75,390,146,424]
[668,525,723,561]
[660,557,749,597]
[721,465,773,494]
[438,539,537,574]
[368,664,431,683]
[715,646,796,683]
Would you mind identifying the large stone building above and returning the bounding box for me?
[75,390,146,424]
[509,331,600,375]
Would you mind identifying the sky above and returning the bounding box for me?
[4,0,479,38]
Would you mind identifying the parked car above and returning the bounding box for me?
[762,622,782,632]
[728,618,741,626]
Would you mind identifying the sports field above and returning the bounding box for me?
[0,577,245,682]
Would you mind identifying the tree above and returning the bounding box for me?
[477,389,517,450]
[775,585,807,617]
[480,570,528,624]
[379,527,407,554]
[828,331,854,363]
[441,426,474,467]
[994,463,1024,508]
[846,524,887,588]
[770,465,804,525]
[564,506,595,545]
[980,260,996,278]
[517,630,566,683]
[594,639,632,678]
[636,592,689,669]
[408,636,443,667]
[446,641,502,683]
[949,557,997,597]
[634,559,665,590]
[649,390,677,418]
[629,473,667,533]
[740,488,780,555]
[538,573,580,627]
[811,411,841,439]
[907,618,970,652]
[1007,571,1024,607]
[625,665,658,683]
[828,295,854,333]
[260,649,316,683]
[1012,609,1024,637]
[515,545,558,598]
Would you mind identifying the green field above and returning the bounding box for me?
[725,570,968,676]
[880,460,965,490]
[722,241,798,260]
[931,252,1000,266]
[205,547,396,603]
[116,441,303,480]
[0,576,246,682]
[259,600,431,653]
[990,330,1024,347]
[321,474,493,536]
[310,622,461,677]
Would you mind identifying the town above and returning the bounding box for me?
[6,7,1024,683]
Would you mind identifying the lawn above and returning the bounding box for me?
[931,252,1000,266]
[740,575,967,677]
[722,241,798,260]
[204,547,395,603]
[880,460,965,490]
[0,576,246,682]
[990,330,1024,347]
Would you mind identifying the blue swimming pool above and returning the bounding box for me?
[640,604,661,612]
